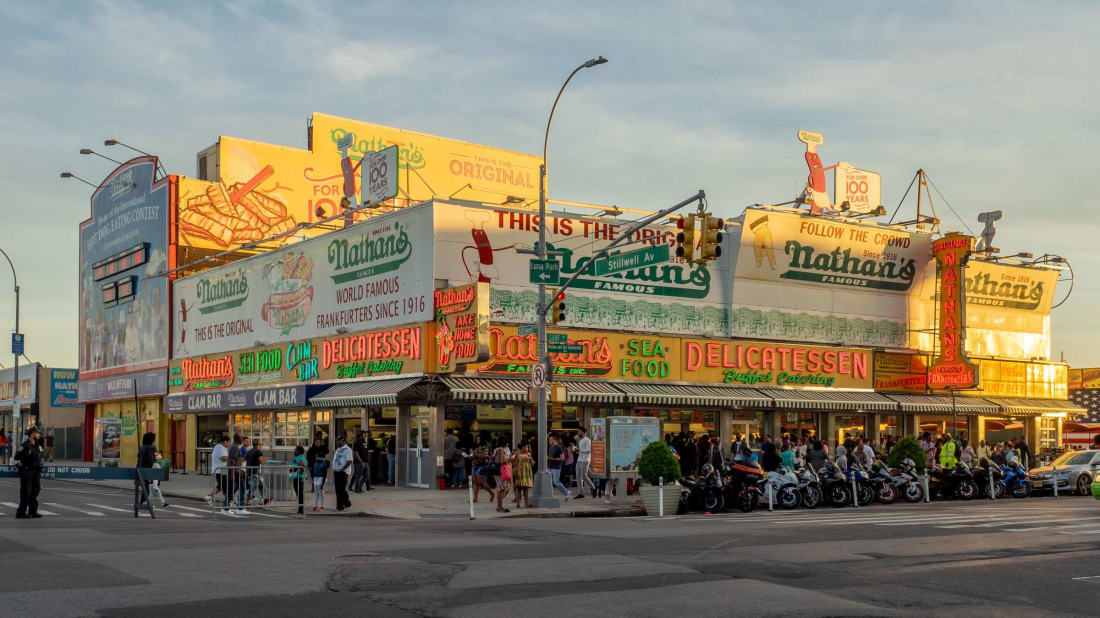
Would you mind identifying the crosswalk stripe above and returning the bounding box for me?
[44,502,104,516]
[935,516,1050,528]
[1004,518,1100,532]
[174,511,201,518]
[168,504,213,514]
[1,502,56,515]
[243,510,288,518]
[87,503,132,513]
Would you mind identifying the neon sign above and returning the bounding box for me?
[322,326,422,370]
[180,355,234,390]
[928,233,978,389]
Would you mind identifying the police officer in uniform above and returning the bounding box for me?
[15,426,44,519]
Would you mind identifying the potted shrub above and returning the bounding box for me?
[637,441,681,516]
[887,436,927,473]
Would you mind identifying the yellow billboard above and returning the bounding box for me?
[179,112,543,251]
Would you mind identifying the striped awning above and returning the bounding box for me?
[309,376,423,407]
[439,376,529,402]
[615,383,770,407]
[756,389,898,411]
[883,394,1000,415]
[985,397,1087,417]
[559,380,624,404]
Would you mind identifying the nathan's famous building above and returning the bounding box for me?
[76,113,1079,483]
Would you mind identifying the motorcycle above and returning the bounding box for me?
[973,458,1006,499]
[762,466,801,509]
[678,464,726,512]
[722,461,764,512]
[846,460,875,506]
[819,460,852,507]
[794,464,823,509]
[929,462,978,500]
[891,458,926,503]
[1000,461,1032,498]
[868,460,899,504]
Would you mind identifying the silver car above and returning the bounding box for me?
[1029,449,1100,495]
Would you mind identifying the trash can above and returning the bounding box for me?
[1091,482,1100,500]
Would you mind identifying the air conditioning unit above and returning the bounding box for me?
[195,143,219,181]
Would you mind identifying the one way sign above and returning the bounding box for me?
[528,259,560,284]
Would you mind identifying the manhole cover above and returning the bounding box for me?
[331,554,391,564]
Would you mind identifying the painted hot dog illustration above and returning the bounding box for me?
[261,252,314,335]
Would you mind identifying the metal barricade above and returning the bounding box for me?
[209,463,310,519]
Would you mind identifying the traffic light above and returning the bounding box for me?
[547,287,566,325]
[676,214,696,261]
[699,214,724,261]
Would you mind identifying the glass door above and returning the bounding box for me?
[406,417,429,488]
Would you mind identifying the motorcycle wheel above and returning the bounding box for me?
[857,484,875,506]
[877,483,899,505]
[677,495,690,514]
[828,484,851,507]
[1013,479,1032,499]
[992,480,1006,499]
[902,482,924,503]
[738,491,757,513]
[778,485,801,509]
[704,492,725,512]
[956,479,978,500]
[801,486,822,509]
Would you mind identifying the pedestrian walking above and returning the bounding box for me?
[574,426,595,499]
[14,426,44,518]
[44,430,55,462]
[352,431,368,493]
[227,434,248,515]
[492,438,513,513]
[205,435,229,508]
[289,445,307,515]
[385,434,396,485]
[246,442,268,505]
[470,439,494,503]
[333,437,353,511]
[137,432,157,505]
[513,442,534,508]
[546,434,570,500]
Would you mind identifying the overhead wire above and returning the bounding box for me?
[926,175,975,236]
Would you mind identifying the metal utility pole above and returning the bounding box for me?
[0,248,19,459]
[530,56,607,507]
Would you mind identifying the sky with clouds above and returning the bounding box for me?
[0,0,1096,370]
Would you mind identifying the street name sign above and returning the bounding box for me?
[528,259,560,283]
[547,344,583,354]
[592,245,670,276]
[517,325,538,336]
[546,333,568,344]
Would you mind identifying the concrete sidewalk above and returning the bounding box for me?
[46,461,643,519]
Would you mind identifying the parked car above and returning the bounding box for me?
[1028,449,1100,496]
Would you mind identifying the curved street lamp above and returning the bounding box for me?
[533,56,607,507]
[0,247,20,459]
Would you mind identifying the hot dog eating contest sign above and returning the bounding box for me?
[172,205,433,358]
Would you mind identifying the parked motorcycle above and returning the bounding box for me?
[678,464,725,513]
[973,458,1006,499]
[892,458,926,503]
[846,460,875,506]
[722,462,764,512]
[868,460,899,504]
[794,464,823,509]
[762,466,801,509]
[819,460,852,507]
[929,462,979,500]
[1000,461,1032,498]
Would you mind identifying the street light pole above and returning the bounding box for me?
[0,248,19,461]
[533,56,607,507]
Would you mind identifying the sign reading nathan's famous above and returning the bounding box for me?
[729,207,933,349]
[172,205,433,358]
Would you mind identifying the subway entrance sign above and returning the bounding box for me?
[592,245,670,276]
[528,259,559,284]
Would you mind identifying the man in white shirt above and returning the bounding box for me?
[574,427,594,499]
[332,437,354,511]
[205,435,230,511]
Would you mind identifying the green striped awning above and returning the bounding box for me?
[439,376,529,402]
[756,389,897,411]
[985,397,1087,417]
[615,383,770,407]
[559,380,624,404]
[310,376,423,407]
[883,394,999,415]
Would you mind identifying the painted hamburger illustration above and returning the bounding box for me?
[261,251,314,335]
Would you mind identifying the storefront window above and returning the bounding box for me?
[274,411,311,448]
[231,412,272,446]
[1039,418,1057,452]
[781,412,817,442]
[732,411,763,450]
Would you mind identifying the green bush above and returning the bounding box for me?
[638,440,680,486]
[888,436,926,472]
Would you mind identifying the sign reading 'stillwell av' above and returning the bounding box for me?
[172,205,434,358]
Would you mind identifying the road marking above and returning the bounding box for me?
[1071,575,1100,582]
[44,502,105,517]
[935,515,1050,528]
[1,502,56,515]
[167,504,213,514]
[245,510,288,518]
[173,511,201,518]
[87,503,133,513]
[1003,517,1100,532]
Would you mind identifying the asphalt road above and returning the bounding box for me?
[1,477,1098,617]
